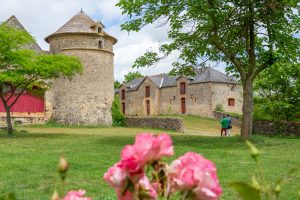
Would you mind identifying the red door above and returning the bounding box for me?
[181,98,186,114]
[146,100,150,115]
[122,102,125,115]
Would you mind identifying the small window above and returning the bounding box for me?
[145,86,150,97]
[98,40,103,49]
[98,27,102,33]
[121,90,125,100]
[228,98,235,106]
[180,82,186,95]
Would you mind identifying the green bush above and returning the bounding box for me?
[214,104,224,112]
[111,95,125,127]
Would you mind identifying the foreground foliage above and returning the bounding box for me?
[0,127,299,199]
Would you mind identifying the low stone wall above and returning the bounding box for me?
[213,111,242,126]
[125,116,183,132]
[253,120,300,136]
[0,116,46,127]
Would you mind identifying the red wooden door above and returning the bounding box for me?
[181,98,186,114]
[122,102,125,115]
[146,100,150,115]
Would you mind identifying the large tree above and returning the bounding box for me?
[0,24,82,136]
[117,0,300,138]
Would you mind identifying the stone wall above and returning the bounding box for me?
[48,33,114,125]
[211,83,243,115]
[125,116,184,132]
[253,120,300,136]
[0,116,45,127]
[213,111,242,126]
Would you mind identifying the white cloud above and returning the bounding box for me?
[0,0,225,82]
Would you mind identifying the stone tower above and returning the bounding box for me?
[45,10,117,125]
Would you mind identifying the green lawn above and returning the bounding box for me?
[0,126,299,200]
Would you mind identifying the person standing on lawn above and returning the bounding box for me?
[226,114,232,136]
[220,116,228,137]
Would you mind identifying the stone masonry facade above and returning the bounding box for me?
[1,11,117,126]
[119,68,243,117]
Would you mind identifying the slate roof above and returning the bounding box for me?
[4,15,42,52]
[123,67,237,91]
[45,10,117,44]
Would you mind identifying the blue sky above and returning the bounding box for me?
[0,0,226,81]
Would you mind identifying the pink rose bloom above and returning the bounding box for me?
[167,152,222,200]
[63,190,91,200]
[123,133,174,166]
[121,145,145,183]
[103,162,127,189]
[138,176,158,200]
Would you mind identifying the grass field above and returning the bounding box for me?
[0,118,299,199]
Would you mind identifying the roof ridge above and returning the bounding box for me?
[4,15,42,51]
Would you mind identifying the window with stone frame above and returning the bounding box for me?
[228,98,235,106]
[121,90,125,100]
[180,82,186,95]
[98,40,104,49]
[145,86,150,97]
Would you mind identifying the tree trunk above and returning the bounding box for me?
[5,106,13,137]
[241,80,254,139]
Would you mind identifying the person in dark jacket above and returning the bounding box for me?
[220,116,228,137]
[226,114,232,136]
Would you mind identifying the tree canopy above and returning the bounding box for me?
[117,0,300,138]
[254,63,300,121]
[0,24,82,136]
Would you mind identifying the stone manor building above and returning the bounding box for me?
[0,11,117,126]
[119,68,243,117]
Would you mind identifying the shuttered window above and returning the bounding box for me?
[228,98,235,106]
[180,82,186,95]
[121,90,125,100]
[145,86,150,97]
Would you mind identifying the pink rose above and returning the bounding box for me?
[63,190,91,200]
[123,133,174,166]
[103,162,127,189]
[138,176,158,199]
[167,152,222,200]
[156,134,174,157]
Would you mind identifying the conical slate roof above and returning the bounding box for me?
[45,10,117,44]
[55,10,96,34]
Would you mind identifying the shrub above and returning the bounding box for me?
[214,104,224,112]
[111,95,125,127]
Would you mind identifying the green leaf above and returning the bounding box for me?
[246,141,260,161]
[230,182,261,200]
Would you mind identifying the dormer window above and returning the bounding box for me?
[180,82,186,95]
[121,90,125,100]
[97,27,102,33]
[98,40,103,49]
[145,86,150,97]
